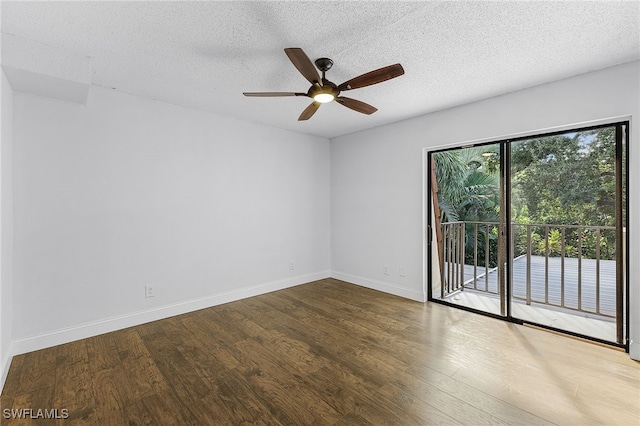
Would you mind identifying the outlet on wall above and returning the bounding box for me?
[383,265,389,275]
[145,285,155,298]
[289,260,295,270]
[399,266,406,277]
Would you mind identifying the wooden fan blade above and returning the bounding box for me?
[244,92,307,97]
[298,101,321,121]
[285,48,321,85]
[336,97,378,115]
[338,63,404,91]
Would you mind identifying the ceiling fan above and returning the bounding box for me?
[243,48,405,121]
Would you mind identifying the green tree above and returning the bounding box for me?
[510,128,617,259]
[434,147,499,224]
[434,127,619,265]
[434,148,500,266]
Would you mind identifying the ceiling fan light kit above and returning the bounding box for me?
[313,91,335,103]
[243,48,404,121]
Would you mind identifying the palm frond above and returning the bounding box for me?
[437,197,460,222]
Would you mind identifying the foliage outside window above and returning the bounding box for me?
[434,126,619,267]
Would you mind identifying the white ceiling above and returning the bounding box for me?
[2,1,639,139]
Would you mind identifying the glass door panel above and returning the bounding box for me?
[508,125,626,344]
[431,144,504,316]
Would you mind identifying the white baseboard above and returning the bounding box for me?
[0,342,14,393]
[9,271,331,359]
[330,270,426,302]
[630,340,640,361]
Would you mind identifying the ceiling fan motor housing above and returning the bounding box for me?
[314,57,334,72]
[308,80,339,100]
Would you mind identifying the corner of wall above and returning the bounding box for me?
[330,270,425,302]
[0,342,14,392]
[1,66,16,392]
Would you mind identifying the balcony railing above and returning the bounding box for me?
[440,221,618,318]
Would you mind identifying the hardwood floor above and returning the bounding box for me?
[1,278,639,425]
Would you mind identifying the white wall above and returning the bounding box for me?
[331,61,640,359]
[1,69,14,386]
[10,86,330,353]
[4,59,638,379]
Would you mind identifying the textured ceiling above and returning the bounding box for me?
[2,1,639,139]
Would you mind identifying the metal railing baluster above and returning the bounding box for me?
[437,221,617,319]
[578,228,583,311]
[485,223,490,292]
[596,227,601,315]
[545,225,549,305]
[526,225,531,306]
[561,227,565,308]
[453,223,458,292]
[447,224,452,294]
[459,223,464,290]
[473,223,478,290]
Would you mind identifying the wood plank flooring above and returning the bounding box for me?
[1,278,638,425]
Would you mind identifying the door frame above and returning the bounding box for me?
[422,118,630,351]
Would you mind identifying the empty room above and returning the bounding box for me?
[1,1,639,425]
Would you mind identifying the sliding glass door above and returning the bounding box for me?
[428,122,628,347]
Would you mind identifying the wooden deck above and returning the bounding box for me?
[442,255,620,342]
